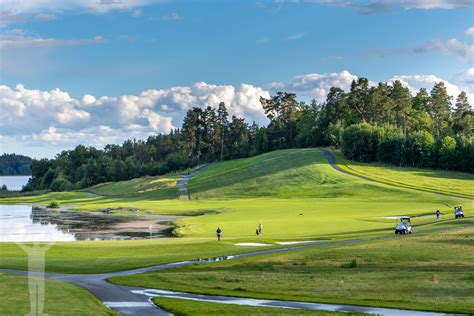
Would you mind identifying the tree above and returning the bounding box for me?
[217,102,229,161]
[348,78,370,123]
[390,81,412,134]
[453,91,473,137]
[429,82,452,138]
[438,136,457,170]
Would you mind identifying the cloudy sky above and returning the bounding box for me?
[0,0,473,158]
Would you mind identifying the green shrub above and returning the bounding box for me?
[47,200,60,209]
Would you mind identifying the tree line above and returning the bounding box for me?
[24,79,473,192]
[0,154,32,176]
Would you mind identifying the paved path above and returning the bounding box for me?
[320,149,473,200]
[1,225,470,316]
[176,164,214,200]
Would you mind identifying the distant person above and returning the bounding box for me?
[436,209,441,220]
[259,223,262,235]
[256,228,259,236]
[216,227,222,241]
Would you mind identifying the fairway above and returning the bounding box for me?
[1,148,473,315]
[111,226,474,314]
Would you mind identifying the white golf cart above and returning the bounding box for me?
[395,216,412,234]
[454,206,464,219]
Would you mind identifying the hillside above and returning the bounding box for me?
[0,154,32,176]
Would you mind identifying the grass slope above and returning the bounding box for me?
[85,176,179,200]
[330,149,474,199]
[153,297,364,315]
[112,227,474,314]
[0,273,118,315]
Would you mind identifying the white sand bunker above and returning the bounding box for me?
[276,240,325,245]
[235,243,273,247]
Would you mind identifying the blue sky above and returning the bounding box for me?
[0,0,473,158]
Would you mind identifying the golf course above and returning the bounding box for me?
[0,148,472,315]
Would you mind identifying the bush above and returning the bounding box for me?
[47,200,60,208]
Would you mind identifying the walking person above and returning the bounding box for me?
[436,209,441,220]
[258,223,262,235]
[216,227,222,241]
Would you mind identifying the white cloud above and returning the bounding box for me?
[0,29,105,49]
[465,27,474,36]
[0,0,160,15]
[303,0,473,14]
[387,73,474,104]
[0,82,270,148]
[286,32,306,41]
[267,70,358,102]
[416,38,474,63]
[1,71,471,153]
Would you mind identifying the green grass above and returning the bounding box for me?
[111,227,474,314]
[152,297,364,315]
[0,148,472,274]
[84,175,179,200]
[330,149,474,199]
[0,273,118,315]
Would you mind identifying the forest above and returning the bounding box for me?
[24,79,473,192]
[0,154,32,176]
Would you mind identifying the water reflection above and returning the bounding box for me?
[0,204,153,242]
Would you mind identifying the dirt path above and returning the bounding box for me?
[176,164,214,200]
[1,225,469,316]
[320,149,473,201]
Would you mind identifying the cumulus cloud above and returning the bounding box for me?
[2,71,471,153]
[267,70,358,102]
[0,29,105,49]
[465,27,474,36]
[0,82,269,148]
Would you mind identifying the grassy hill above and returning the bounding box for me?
[85,176,179,200]
[331,149,474,199]
[188,148,424,200]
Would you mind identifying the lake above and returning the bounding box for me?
[0,204,175,242]
[0,176,31,191]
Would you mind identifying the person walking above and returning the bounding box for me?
[436,209,441,220]
[258,223,262,235]
[216,227,222,241]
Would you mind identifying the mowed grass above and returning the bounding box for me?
[85,176,179,198]
[152,297,364,316]
[0,273,118,315]
[330,149,474,199]
[0,148,472,274]
[111,227,474,314]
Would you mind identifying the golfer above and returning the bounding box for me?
[258,223,262,235]
[216,227,222,241]
[436,209,441,220]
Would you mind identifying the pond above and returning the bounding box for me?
[0,204,176,242]
[0,176,31,191]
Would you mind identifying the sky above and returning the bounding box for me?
[0,0,473,158]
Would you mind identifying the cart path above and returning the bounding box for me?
[176,164,214,200]
[1,225,470,316]
[320,148,473,201]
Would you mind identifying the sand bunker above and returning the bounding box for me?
[276,240,325,245]
[235,243,272,247]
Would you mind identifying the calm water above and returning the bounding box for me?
[0,204,156,242]
[0,176,31,191]
[0,204,76,242]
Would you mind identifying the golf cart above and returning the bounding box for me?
[395,216,412,234]
[454,206,464,219]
